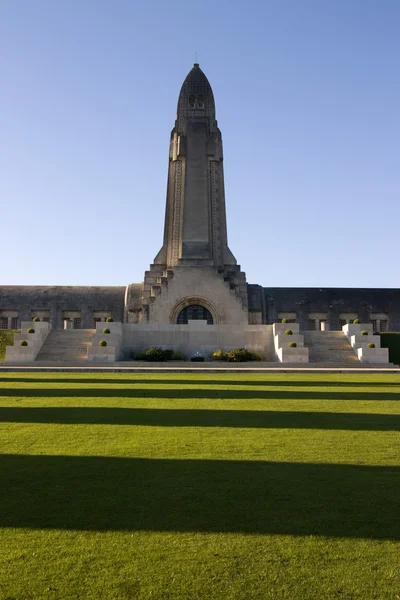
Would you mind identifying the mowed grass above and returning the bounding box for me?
[0,372,399,600]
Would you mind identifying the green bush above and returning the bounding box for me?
[285,329,293,335]
[102,328,110,334]
[251,351,265,361]
[27,328,35,334]
[211,348,264,362]
[226,348,253,362]
[134,347,173,361]
[361,330,368,336]
[289,342,297,348]
[211,349,228,361]
[353,319,360,324]
[98,340,107,347]
[106,317,114,323]
[368,343,375,348]
[170,351,185,360]
[32,317,40,322]
[19,340,28,347]
[281,318,289,324]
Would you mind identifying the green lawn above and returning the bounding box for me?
[0,372,399,600]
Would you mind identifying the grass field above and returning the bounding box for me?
[0,372,399,600]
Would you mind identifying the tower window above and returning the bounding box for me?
[188,94,205,110]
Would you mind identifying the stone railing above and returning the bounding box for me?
[87,322,123,362]
[273,323,309,363]
[342,323,389,364]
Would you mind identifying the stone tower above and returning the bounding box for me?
[125,64,248,325]
[154,62,237,268]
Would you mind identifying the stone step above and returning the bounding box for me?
[36,330,94,361]
[303,330,360,364]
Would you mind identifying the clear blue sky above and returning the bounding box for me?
[1,0,399,288]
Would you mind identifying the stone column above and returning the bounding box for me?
[19,307,30,326]
[51,306,62,329]
[81,306,92,330]
[297,305,308,332]
[327,307,340,331]
[359,305,370,324]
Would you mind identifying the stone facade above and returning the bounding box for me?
[247,286,400,332]
[0,286,125,330]
[1,64,399,334]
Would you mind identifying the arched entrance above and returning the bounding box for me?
[177,304,213,324]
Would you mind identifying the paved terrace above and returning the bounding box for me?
[0,361,399,373]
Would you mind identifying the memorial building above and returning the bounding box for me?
[1,64,399,362]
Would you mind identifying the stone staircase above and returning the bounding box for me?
[35,329,94,362]
[303,331,360,365]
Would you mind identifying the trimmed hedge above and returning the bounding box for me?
[380,333,400,365]
[134,347,185,361]
[211,348,264,362]
[106,317,114,323]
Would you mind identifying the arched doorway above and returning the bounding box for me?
[177,304,214,325]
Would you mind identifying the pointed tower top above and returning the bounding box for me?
[176,64,216,133]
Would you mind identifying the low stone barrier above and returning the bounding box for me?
[6,322,51,362]
[342,323,388,364]
[87,322,123,362]
[357,347,389,364]
[273,324,309,363]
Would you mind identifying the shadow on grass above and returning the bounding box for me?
[0,387,399,400]
[0,406,398,431]
[1,454,398,539]
[1,377,399,387]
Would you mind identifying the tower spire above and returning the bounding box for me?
[154,64,237,269]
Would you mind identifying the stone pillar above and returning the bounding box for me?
[19,308,30,325]
[359,305,370,324]
[327,308,340,331]
[297,305,308,332]
[51,306,62,329]
[81,306,92,329]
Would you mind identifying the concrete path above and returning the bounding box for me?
[0,361,399,373]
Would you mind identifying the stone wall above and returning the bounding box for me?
[2,283,400,332]
[0,286,125,329]
[247,285,400,331]
[147,266,248,325]
[122,322,274,360]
